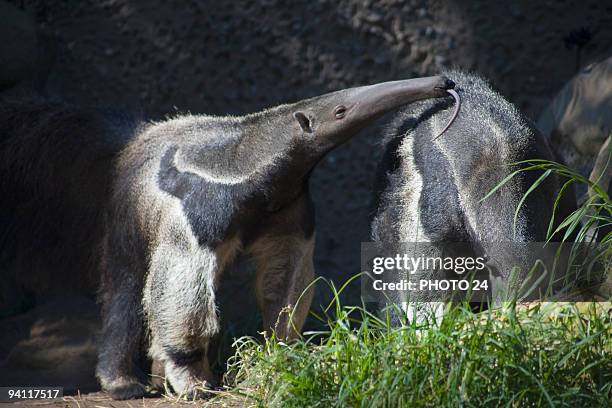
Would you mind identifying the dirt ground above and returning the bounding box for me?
[2,0,612,403]
[9,393,198,408]
[9,392,244,408]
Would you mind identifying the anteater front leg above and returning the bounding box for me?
[250,196,316,340]
[145,242,228,398]
[252,234,315,339]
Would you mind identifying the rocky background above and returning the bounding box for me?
[1,0,611,399]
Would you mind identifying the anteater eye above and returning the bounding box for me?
[334,105,347,119]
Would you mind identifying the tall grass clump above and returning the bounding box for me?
[480,143,610,295]
[481,148,610,248]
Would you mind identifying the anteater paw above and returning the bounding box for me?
[106,378,146,400]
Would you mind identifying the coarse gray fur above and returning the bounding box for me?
[371,70,578,322]
[95,76,455,399]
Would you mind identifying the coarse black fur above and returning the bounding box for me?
[0,93,139,317]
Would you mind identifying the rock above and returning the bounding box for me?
[434,55,447,67]
[424,26,436,39]
[364,11,383,24]
[537,55,612,197]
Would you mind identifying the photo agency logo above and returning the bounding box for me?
[361,241,609,306]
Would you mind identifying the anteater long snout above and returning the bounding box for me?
[354,76,455,117]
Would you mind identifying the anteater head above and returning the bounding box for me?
[245,75,456,213]
[290,75,455,154]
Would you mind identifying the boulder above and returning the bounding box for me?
[537,55,612,198]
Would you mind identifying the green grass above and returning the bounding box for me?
[481,148,610,247]
[221,296,611,407]
[214,147,612,408]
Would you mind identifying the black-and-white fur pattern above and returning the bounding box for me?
[371,70,577,322]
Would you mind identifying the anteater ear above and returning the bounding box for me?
[293,111,313,133]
